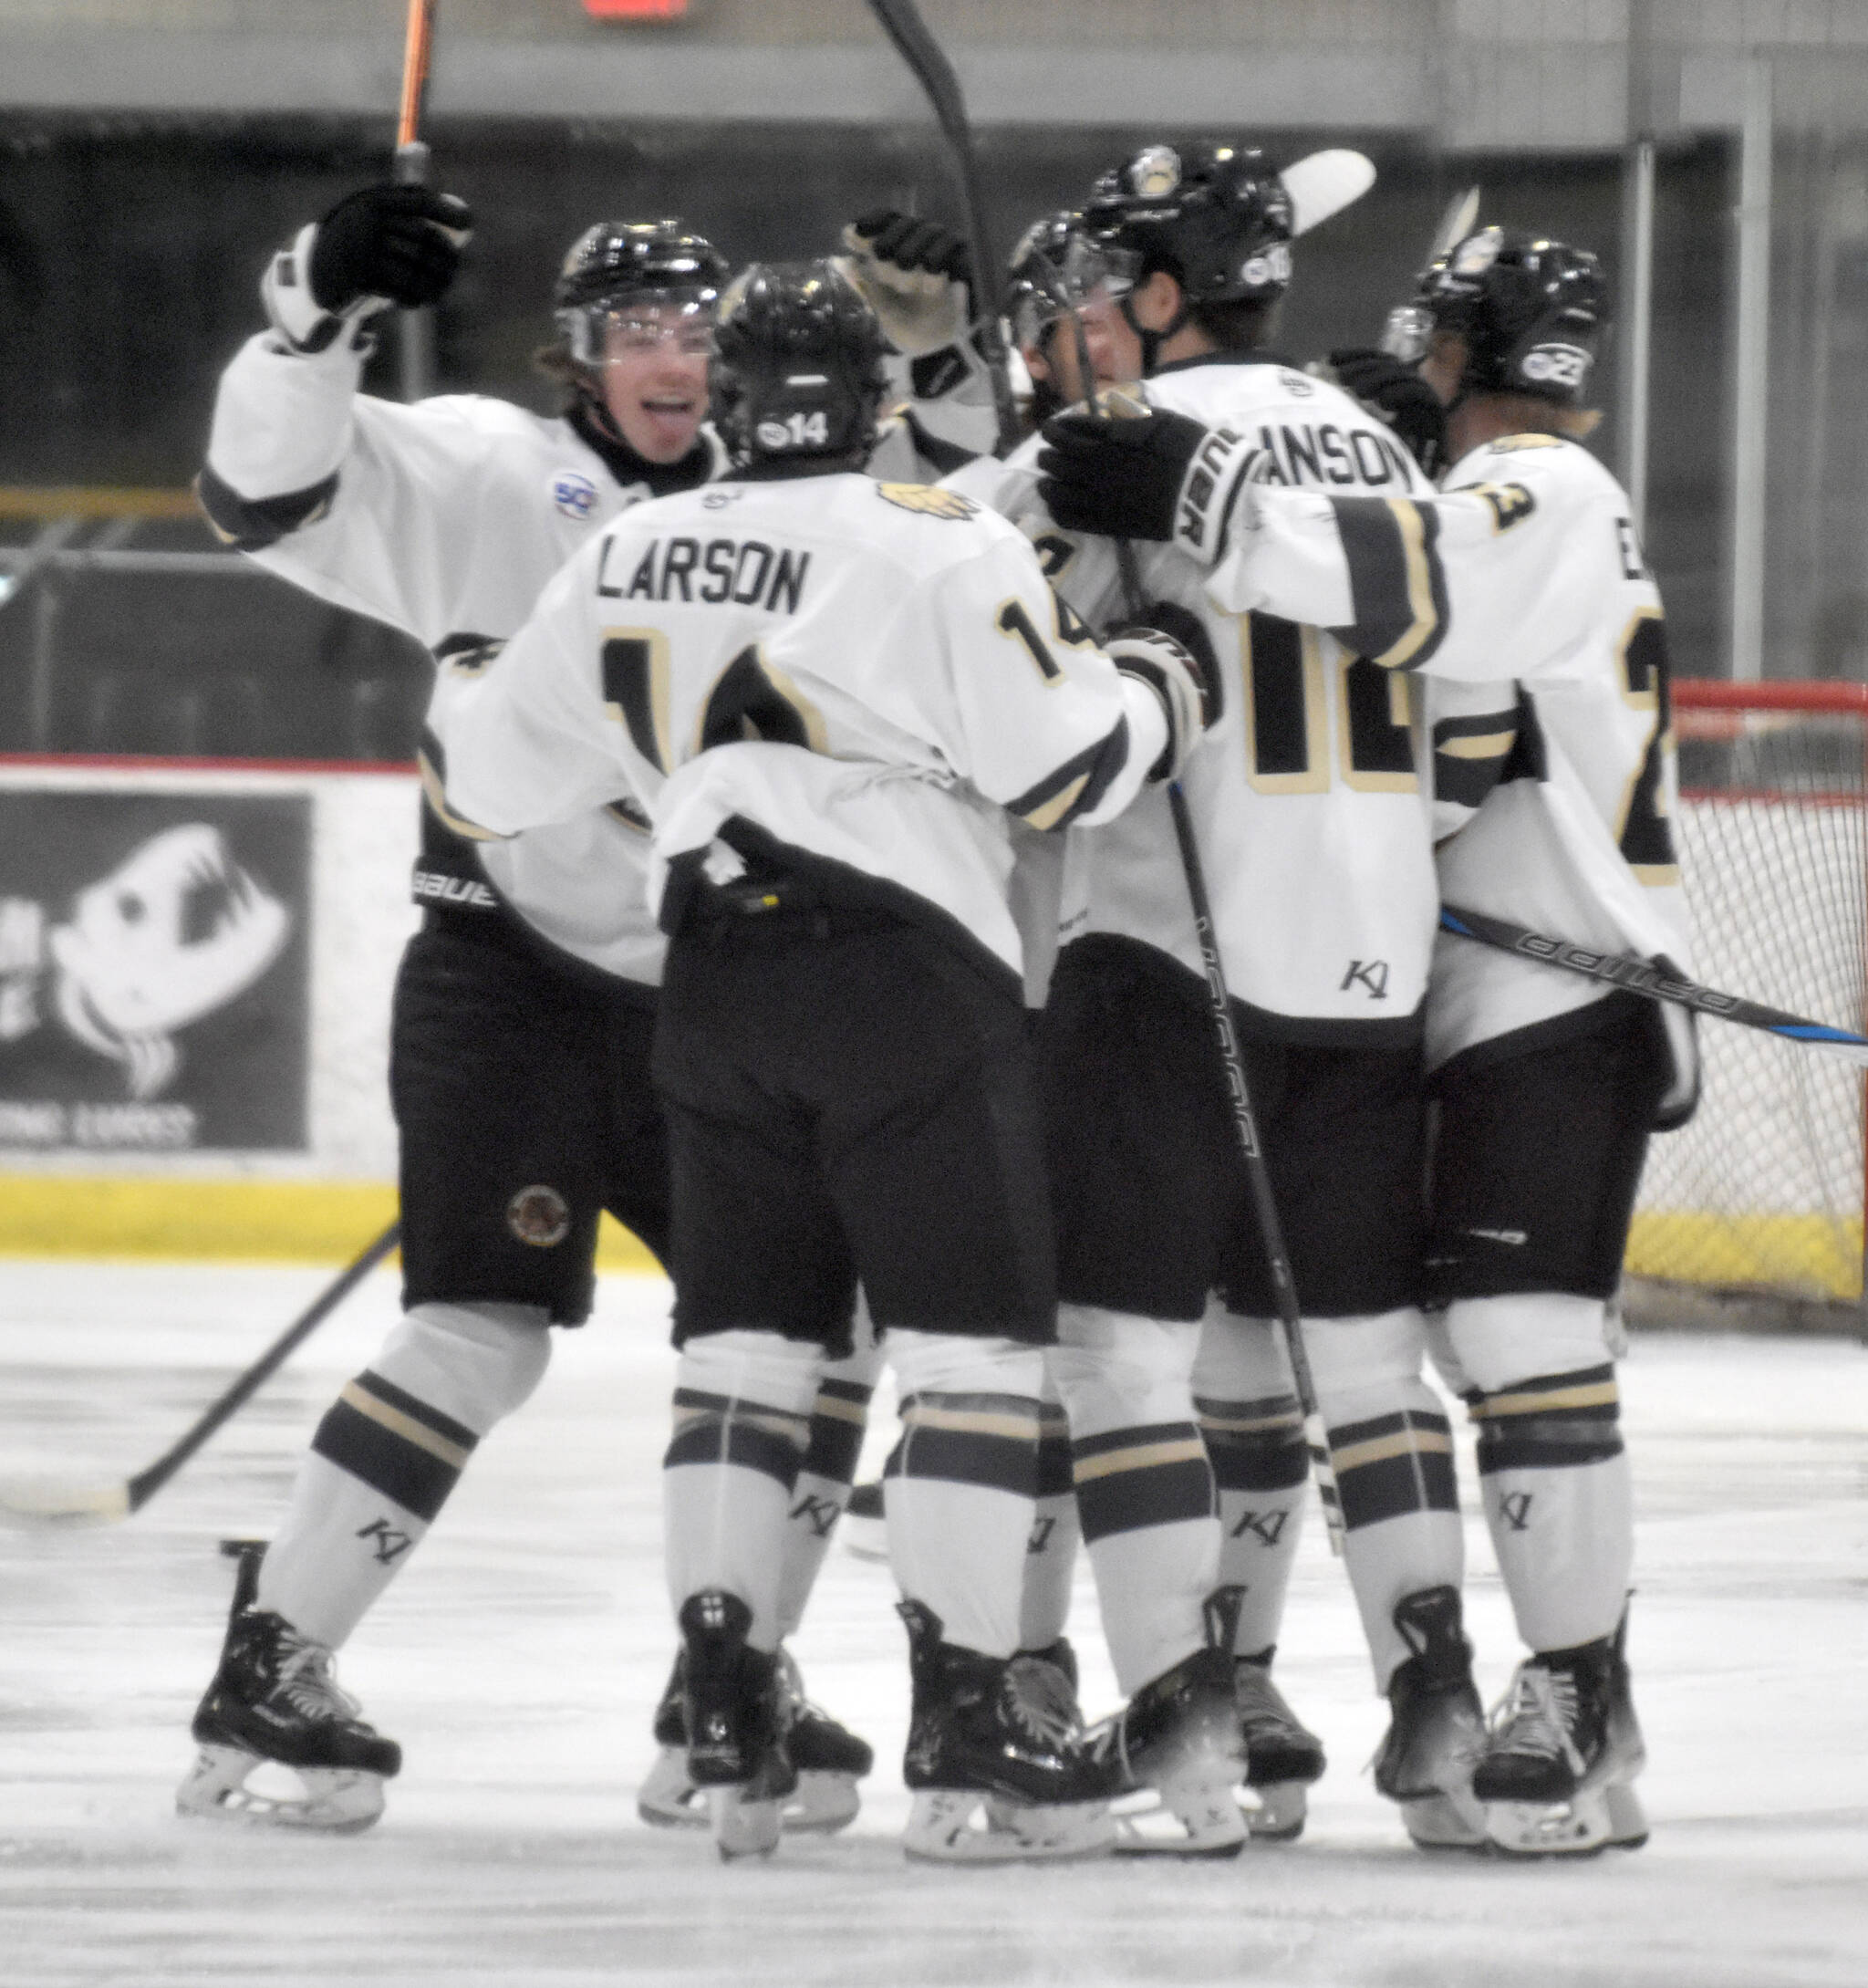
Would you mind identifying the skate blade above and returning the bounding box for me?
[708,1785,781,1861]
[1109,1777,1248,1858]
[1484,1785,1624,1858]
[1242,1780,1307,1842]
[637,1746,710,1829]
[176,1744,385,1835]
[780,1770,860,1835]
[1400,1790,1489,1853]
[904,1790,1114,1864]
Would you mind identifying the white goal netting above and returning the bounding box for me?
[1630,682,1868,1304]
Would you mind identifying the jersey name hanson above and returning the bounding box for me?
[1043,359,1438,1037]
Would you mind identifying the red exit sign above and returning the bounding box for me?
[584,0,690,16]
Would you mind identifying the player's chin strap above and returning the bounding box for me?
[1120,291,1191,379]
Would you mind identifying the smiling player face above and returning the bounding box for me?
[595,306,714,464]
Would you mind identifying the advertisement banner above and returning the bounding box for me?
[0,790,311,1152]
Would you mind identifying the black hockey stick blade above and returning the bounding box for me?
[1168,783,1345,1556]
[0,1220,401,1528]
[866,0,1022,455]
[1439,904,1868,1063]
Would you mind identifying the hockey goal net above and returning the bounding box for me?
[1629,680,1868,1310]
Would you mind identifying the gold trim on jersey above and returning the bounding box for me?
[1613,603,1674,860]
[601,625,675,774]
[1337,651,1420,794]
[417,748,506,842]
[758,656,829,755]
[1242,618,1331,794]
[1365,499,1442,672]
[1022,772,1091,831]
[1437,729,1518,759]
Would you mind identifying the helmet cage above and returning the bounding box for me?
[1005,220,1140,351]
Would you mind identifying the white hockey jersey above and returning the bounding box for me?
[973,356,1439,1040]
[202,328,724,984]
[201,328,992,985]
[429,473,1170,979]
[1204,431,1696,1096]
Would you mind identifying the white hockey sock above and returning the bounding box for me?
[884,1330,1044,1660]
[1193,1308,1309,1656]
[1473,1366,1634,1651]
[1053,1306,1218,1695]
[259,1301,552,1648]
[773,1333,883,1640]
[663,1330,822,1651]
[1303,1310,1465,1689]
[1019,1388,1080,1651]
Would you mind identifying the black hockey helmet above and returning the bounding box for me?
[1400,225,1607,406]
[553,220,729,365]
[711,260,890,467]
[1002,210,1139,353]
[1084,141,1294,307]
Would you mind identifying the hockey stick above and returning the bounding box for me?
[1439,903,1868,1063]
[1168,787,1346,1556]
[866,0,1021,455]
[393,0,439,403]
[0,1220,401,1528]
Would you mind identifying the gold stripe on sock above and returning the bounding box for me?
[1470,1380,1619,1421]
[1331,1427,1454,1472]
[900,1402,1042,1442]
[1073,1436,1209,1483]
[338,1379,472,1471]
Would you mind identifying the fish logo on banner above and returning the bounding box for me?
[0,792,308,1151]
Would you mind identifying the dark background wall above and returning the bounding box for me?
[0,115,1731,759]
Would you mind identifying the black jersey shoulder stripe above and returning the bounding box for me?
[1002,715,1133,831]
[1326,495,1449,672]
[195,462,340,552]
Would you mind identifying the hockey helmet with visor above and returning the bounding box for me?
[554,219,729,366]
[1386,225,1607,407]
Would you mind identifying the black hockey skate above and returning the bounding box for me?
[1475,1608,1647,1858]
[675,1589,797,1860]
[898,1601,1114,1863]
[1090,1587,1251,1858]
[1235,1645,1326,1840]
[1371,1585,1488,1852]
[638,1643,871,1836]
[176,1540,400,1834]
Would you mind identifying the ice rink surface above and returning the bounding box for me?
[1,1262,1863,1988]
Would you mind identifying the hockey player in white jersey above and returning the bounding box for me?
[1084,225,1687,1857]
[976,141,1457,1851]
[431,262,1213,1862]
[177,194,876,1833]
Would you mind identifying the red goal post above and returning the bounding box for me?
[1629,677,1868,1312]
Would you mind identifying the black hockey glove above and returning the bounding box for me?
[1105,620,1214,783]
[308,184,473,314]
[1322,347,1448,480]
[1035,406,1207,544]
